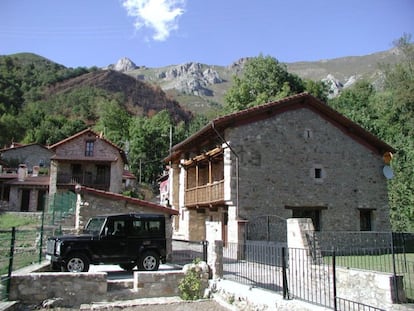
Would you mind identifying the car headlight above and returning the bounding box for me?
[56,241,62,255]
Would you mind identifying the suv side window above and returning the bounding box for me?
[105,219,127,236]
[113,220,126,236]
[132,220,162,237]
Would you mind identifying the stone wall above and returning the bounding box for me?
[336,268,406,309]
[8,262,209,308]
[9,272,107,307]
[226,108,391,235]
[133,271,185,297]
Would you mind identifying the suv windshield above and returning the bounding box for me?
[84,217,105,234]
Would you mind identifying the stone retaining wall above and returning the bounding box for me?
[9,272,107,307]
[134,271,185,298]
[8,262,209,308]
[133,268,209,298]
[336,267,406,308]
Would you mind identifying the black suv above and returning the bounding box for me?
[46,213,167,272]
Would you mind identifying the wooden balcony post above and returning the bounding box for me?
[196,165,199,205]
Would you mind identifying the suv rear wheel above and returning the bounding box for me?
[138,251,159,271]
[64,253,90,272]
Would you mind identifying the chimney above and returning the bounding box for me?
[32,166,40,177]
[18,164,27,181]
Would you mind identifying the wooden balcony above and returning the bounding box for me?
[185,180,224,207]
[57,173,110,191]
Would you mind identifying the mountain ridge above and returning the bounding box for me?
[106,47,402,110]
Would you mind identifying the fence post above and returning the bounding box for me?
[391,232,400,303]
[6,227,16,298]
[332,249,337,311]
[38,205,46,263]
[282,247,289,299]
[202,240,208,262]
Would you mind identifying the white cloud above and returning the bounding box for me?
[122,0,185,41]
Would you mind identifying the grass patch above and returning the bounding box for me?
[0,214,44,276]
[324,253,414,300]
[325,253,414,272]
[0,213,41,229]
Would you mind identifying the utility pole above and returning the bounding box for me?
[169,125,172,166]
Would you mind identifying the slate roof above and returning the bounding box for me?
[167,92,395,161]
[81,186,178,215]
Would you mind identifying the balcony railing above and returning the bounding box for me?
[56,173,110,191]
[185,180,224,206]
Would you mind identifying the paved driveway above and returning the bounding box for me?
[89,263,179,280]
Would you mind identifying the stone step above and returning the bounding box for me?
[107,279,134,291]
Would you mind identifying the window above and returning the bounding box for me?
[113,220,126,236]
[311,165,325,182]
[304,128,313,139]
[132,220,162,236]
[360,210,372,231]
[85,140,94,157]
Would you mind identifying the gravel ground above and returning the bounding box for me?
[94,299,233,311]
[18,297,234,311]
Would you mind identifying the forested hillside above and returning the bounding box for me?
[0,36,412,230]
[0,53,192,147]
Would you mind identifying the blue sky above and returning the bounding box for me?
[1,0,413,68]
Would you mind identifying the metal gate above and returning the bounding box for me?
[46,191,77,226]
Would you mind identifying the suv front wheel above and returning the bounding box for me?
[64,253,90,272]
[138,251,159,271]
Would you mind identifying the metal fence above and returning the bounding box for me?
[310,231,414,301]
[223,241,397,311]
[0,226,57,301]
[223,241,288,294]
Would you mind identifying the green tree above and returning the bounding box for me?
[378,34,414,231]
[0,113,25,147]
[304,79,329,103]
[21,113,86,146]
[94,99,131,149]
[129,110,176,186]
[224,55,305,112]
[329,80,380,133]
[187,114,209,135]
[0,56,24,115]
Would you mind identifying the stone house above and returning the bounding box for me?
[48,128,128,196]
[0,143,53,211]
[165,93,395,243]
[0,143,53,173]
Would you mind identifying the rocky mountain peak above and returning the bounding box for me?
[108,57,137,72]
[322,74,344,98]
[157,62,224,96]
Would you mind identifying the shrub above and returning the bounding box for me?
[178,259,206,300]
[179,268,202,300]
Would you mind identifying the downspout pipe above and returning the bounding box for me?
[211,121,239,218]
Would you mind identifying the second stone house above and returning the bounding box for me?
[48,128,128,196]
[165,93,395,243]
